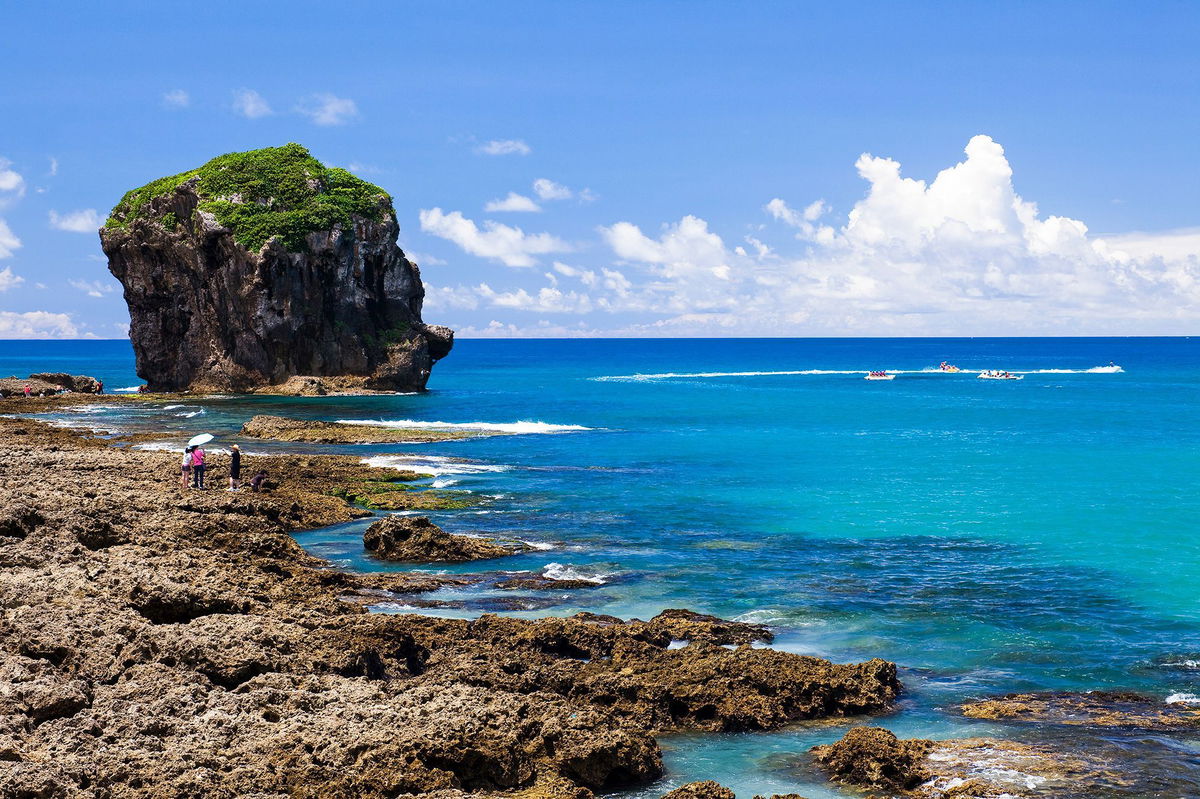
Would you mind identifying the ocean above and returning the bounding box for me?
[5,336,1199,795]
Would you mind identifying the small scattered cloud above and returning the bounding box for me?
[69,279,116,298]
[404,251,447,267]
[419,207,569,267]
[162,89,190,109]
[0,311,78,338]
[532,178,573,201]
[484,192,541,213]
[0,218,20,258]
[47,157,58,177]
[346,162,382,175]
[34,282,46,289]
[0,158,25,207]
[113,321,130,337]
[475,139,531,156]
[49,209,102,233]
[232,88,272,119]
[0,266,23,291]
[764,197,835,242]
[298,93,359,126]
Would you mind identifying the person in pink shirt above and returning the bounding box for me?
[191,446,206,489]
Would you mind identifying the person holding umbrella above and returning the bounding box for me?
[186,433,213,490]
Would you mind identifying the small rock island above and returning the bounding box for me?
[100,144,452,393]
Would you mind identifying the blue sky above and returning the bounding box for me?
[1,1,1197,337]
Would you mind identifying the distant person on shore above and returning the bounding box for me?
[248,470,268,492]
[227,444,241,491]
[181,446,194,489]
[23,384,30,398]
[95,380,103,394]
[191,445,206,489]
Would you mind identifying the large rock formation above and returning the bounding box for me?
[100,143,452,393]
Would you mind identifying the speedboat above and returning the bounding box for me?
[865,371,895,381]
[978,370,1023,380]
[938,362,962,373]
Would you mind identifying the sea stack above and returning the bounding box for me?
[100,143,452,393]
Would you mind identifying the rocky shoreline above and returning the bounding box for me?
[0,416,901,797]
[241,414,487,444]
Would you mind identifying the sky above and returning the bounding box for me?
[1,0,1198,338]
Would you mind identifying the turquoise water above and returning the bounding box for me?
[5,337,1200,795]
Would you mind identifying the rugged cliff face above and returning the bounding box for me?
[100,144,452,393]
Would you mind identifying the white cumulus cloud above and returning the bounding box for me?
[0,267,23,291]
[476,139,531,156]
[232,88,272,119]
[484,192,541,213]
[49,209,102,233]
[0,311,78,338]
[298,93,359,126]
[419,208,570,267]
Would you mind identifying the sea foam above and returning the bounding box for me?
[363,454,511,476]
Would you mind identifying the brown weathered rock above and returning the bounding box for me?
[0,374,98,397]
[0,417,901,797]
[960,690,1200,730]
[241,414,482,443]
[810,727,1133,798]
[29,372,101,394]
[363,516,527,563]
[100,144,452,393]
[812,727,932,791]
[662,781,736,798]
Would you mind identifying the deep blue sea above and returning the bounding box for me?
[4,337,1199,795]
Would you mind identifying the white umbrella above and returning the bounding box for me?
[186,433,214,448]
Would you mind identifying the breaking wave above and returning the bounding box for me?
[542,562,611,585]
[363,454,512,476]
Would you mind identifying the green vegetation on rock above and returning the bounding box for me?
[105,143,392,252]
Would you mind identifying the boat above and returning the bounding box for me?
[938,362,962,373]
[865,371,895,381]
[978,370,1023,380]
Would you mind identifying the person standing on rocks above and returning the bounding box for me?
[181,446,194,490]
[191,445,206,489]
[227,444,242,491]
[23,384,31,398]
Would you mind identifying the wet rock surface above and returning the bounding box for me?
[363,516,527,563]
[811,726,1136,798]
[960,690,1200,729]
[0,417,900,797]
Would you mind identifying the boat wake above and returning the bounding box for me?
[594,365,1123,381]
[338,418,592,434]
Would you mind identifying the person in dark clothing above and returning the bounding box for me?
[228,444,242,491]
[248,470,268,493]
